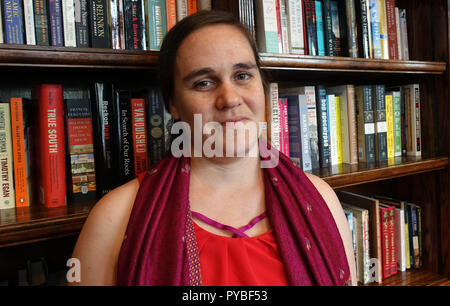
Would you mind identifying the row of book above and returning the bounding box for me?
[253,0,409,59]
[266,82,421,171]
[0,83,173,209]
[338,191,422,284]
[0,0,212,49]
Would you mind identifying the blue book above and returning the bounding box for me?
[2,0,24,44]
[48,0,64,46]
[315,86,330,167]
[369,0,382,59]
[315,0,326,56]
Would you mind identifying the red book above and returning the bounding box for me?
[131,98,149,176]
[379,205,391,279]
[34,84,66,208]
[385,0,399,60]
[275,0,283,53]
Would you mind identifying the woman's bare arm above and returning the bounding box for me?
[69,178,139,286]
[305,173,358,286]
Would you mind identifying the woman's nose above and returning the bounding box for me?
[215,81,243,110]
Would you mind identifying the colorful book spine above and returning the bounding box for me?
[395,207,406,271]
[268,83,280,151]
[48,0,64,46]
[124,0,145,50]
[327,94,338,165]
[254,0,280,53]
[347,85,358,164]
[314,0,325,56]
[147,87,165,166]
[334,96,342,164]
[299,95,311,170]
[305,86,320,169]
[303,0,318,56]
[74,0,89,47]
[377,0,389,59]
[131,98,149,176]
[316,85,330,167]
[186,0,196,15]
[389,90,402,156]
[389,206,397,276]
[414,204,422,269]
[385,94,394,159]
[0,103,15,209]
[166,0,177,31]
[34,84,66,208]
[176,0,187,22]
[10,97,30,207]
[286,0,305,54]
[64,99,97,202]
[2,0,24,44]
[395,7,402,60]
[89,0,110,48]
[280,97,290,157]
[33,0,49,45]
[23,0,36,44]
[330,0,341,56]
[110,0,121,49]
[147,0,167,51]
[384,0,398,59]
[373,84,387,161]
[345,0,358,57]
[322,0,334,56]
[286,95,302,167]
[355,85,375,163]
[278,0,290,54]
[369,0,382,59]
[62,0,76,46]
[356,0,370,58]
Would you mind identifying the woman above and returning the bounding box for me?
[71,10,356,286]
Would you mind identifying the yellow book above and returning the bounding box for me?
[405,222,411,269]
[385,94,395,159]
[378,0,389,59]
[335,96,342,164]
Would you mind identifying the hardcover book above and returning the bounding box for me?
[124,0,146,50]
[355,85,375,163]
[146,87,165,166]
[131,98,149,176]
[285,0,306,54]
[373,84,387,161]
[315,85,330,167]
[0,103,16,209]
[23,0,36,44]
[62,0,76,46]
[2,0,24,44]
[48,0,64,46]
[89,0,110,48]
[74,0,89,47]
[254,0,280,53]
[147,0,167,51]
[33,0,50,45]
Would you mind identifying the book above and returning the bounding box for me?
[166,0,176,31]
[398,8,408,60]
[314,0,326,56]
[327,94,338,165]
[377,0,389,59]
[322,0,335,56]
[115,90,135,184]
[64,99,97,202]
[406,203,420,268]
[48,0,64,46]
[74,0,89,47]
[254,0,280,53]
[284,94,302,168]
[146,87,165,166]
[278,0,290,54]
[279,97,290,157]
[33,0,49,45]
[33,84,67,208]
[176,0,187,21]
[395,6,402,60]
[379,203,396,279]
[384,0,398,59]
[23,0,36,44]
[89,0,110,48]
[337,191,382,283]
[373,84,387,161]
[369,0,382,59]
[124,0,146,50]
[267,83,280,151]
[147,0,167,51]
[0,3,3,43]
[386,89,401,157]
[62,0,76,47]
[285,0,306,54]
[385,93,394,159]
[345,0,359,57]
[0,103,15,209]
[2,0,24,44]
[330,0,341,56]
[405,84,421,157]
[10,97,33,207]
[355,85,375,163]
[315,85,330,167]
[413,203,422,269]
[110,0,122,49]
[334,96,342,164]
[304,0,318,56]
[131,98,149,176]
[304,86,320,169]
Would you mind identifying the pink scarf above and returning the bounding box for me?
[117,141,350,285]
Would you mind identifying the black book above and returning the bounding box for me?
[74,0,90,47]
[88,0,110,48]
[90,83,118,198]
[146,87,165,166]
[322,0,335,56]
[33,0,50,45]
[124,0,145,50]
[303,0,318,56]
[355,0,370,58]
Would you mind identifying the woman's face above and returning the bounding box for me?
[170,24,266,158]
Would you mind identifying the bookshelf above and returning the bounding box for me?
[0,0,448,286]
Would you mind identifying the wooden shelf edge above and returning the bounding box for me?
[362,269,450,286]
[318,157,449,189]
[0,45,446,74]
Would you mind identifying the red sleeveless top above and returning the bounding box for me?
[137,171,289,286]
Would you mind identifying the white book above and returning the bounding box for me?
[254,0,280,53]
[176,0,188,22]
[0,103,16,209]
[268,83,280,151]
[286,0,305,54]
[62,0,77,47]
[278,0,290,54]
[0,4,3,43]
[395,7,402,60]
[327,94,338,165]
[399,8,409,60]
[23,0,36,45]
[395,208,407,271]
[110,0,120,49]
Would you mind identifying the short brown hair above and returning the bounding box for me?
[157,10,268,112]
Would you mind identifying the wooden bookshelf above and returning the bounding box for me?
[363,269,450,286]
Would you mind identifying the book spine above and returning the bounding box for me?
[186,0,196,15]
[277,97,284,154]
[166,0,176,31]
[380,206,391,279]
[48,0,64,46]
[330,0,341,56]
[346,85,358,164]
[388,206,397,276]
[395,208,406,271]
[116,91,135,184]
[395,7,402,60]
[414,204,422,268]
[89,0,110,48]
[268,83,280,151]
[286,95,301,167]
[405,205,411,269]
[147,88,165,166]
[124,0,145,49]
[345,0,358,57]
[410,204,419,268]
[303,0,317,56]
[391,91,401,156]
[334,96,342,164]
[286,0,305,54]
[362,210,370,283]
[305,86,320,169]
[34,84,66,207]
[117,0,125,49]
[369,0,382,59]
[274,0,283,53]
[377,0,389,59]
[131,98,149,176]
[327,94,338,165]
[148,0,167,51]
[385,94,394,159]
[365,0,373,58]
[299,95,311,170]
[110,0,120,49]
[62,0,76,46]
[356,0,370,58]
[64,99,97,202]
[322,0,334,56]
[2,0,24,44]
[373,84,387,161]
[399,8,408,60]
[384,0,398,59]
[175,0,187,21]
[10,98,29,207]
[0,3,3,43]
[34,0,49,45]
[356,85,375,163]
[314,0,325,56]
[280,97,290,157]
[278,0,290,54]
[0,103,15,209]
[316,85,330,167]
[406,84,421,156]
[74,0,89,47]
[23,0,36,44]
[255,0,280,53]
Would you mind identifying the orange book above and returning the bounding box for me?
[10,97,29,207]
[166,0,177,30]
[187,0,197,15]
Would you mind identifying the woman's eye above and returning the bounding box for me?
[194,80,212,89]
[236,72,251,81]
